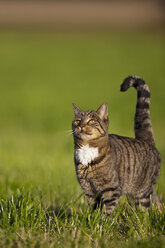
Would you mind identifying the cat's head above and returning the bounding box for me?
[72,103,109,141]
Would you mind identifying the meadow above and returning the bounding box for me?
[0,31,164,247]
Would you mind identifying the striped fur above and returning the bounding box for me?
[121,76,155,145]
[72,76,162,214]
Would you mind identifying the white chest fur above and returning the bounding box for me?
[75,145,99,166]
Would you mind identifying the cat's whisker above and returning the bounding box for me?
[66,133,73,136]
[65,129,75,136]
[65,130,73,134]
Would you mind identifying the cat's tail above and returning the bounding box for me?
[120,76,155,145]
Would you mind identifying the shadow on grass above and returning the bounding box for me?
[46,205,72,220]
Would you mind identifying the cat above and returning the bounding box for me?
[72,76,162,214]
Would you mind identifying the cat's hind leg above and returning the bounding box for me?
[151,188,163,213]
[134,188,152,210]
[134,187,162,213]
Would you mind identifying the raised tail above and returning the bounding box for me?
[120,76,155,145]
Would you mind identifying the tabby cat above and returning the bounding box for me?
[72,76,162,214]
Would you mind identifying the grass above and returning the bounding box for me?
[0,30,165,247]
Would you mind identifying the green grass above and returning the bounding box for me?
[0,30,164,247]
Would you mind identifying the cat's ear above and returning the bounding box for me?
[96,103,108,121]
[72,104,81,116]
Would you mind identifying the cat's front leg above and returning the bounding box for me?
[78,175,100,209]
[101,186,121,215]
[86,192,102,210]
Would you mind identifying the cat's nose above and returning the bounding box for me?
[80,122,85,128]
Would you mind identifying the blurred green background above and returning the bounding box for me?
[0,30,164,204]
[0,0,164,209]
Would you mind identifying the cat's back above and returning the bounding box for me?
[108,134,161,194]
[109,133,160,160]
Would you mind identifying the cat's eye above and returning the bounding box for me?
[74,120,80,126]
[88,119,95,125]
